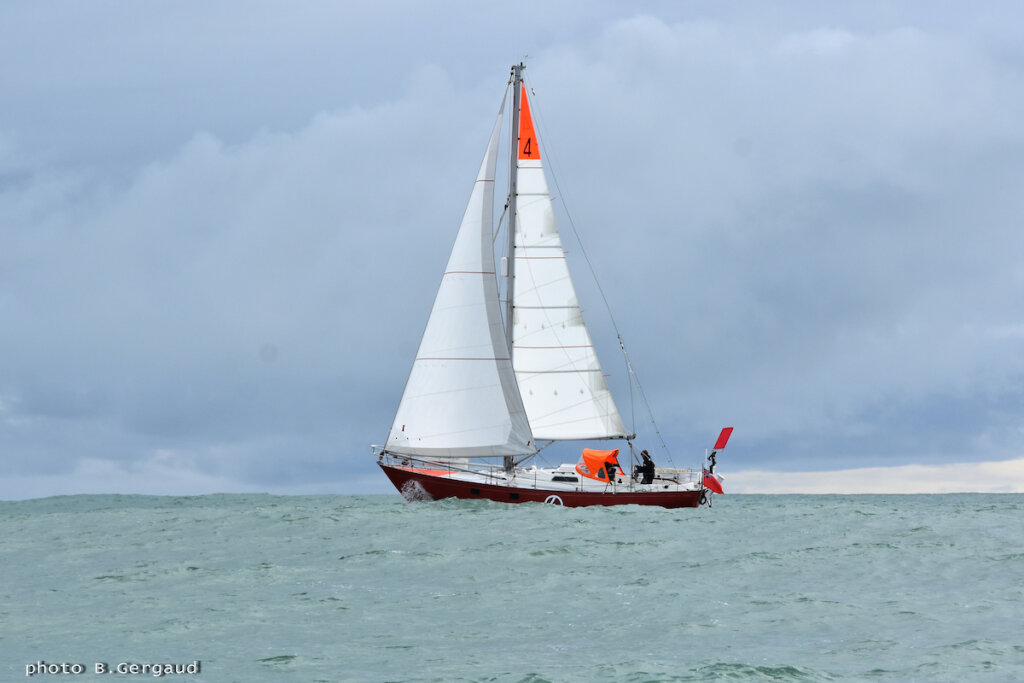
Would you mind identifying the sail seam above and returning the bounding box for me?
[517,369,603,374]
[515,345,592,349]
[416,357,511,361]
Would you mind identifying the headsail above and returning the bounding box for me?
[386,101,536,459]
[510,84,628,441]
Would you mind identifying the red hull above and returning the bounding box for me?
[380,463,702,509]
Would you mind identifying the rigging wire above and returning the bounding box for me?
[494,81,513,299]
[522,72,676,467]
[495,206,508,245]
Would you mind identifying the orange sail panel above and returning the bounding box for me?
[518,85,540,160]
[575,448,622,482]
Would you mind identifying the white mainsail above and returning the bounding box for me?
[386,101,536,459]
[510,85,628,441]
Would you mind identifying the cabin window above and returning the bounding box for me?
[509,493,520,500]
[471,488,481,495]
[552,475,578,483]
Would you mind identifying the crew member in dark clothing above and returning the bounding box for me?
[606,462,618,482]
[639,450,656,484]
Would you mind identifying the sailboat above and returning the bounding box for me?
[375,64,731,508]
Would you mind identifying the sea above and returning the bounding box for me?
[2,494,1021,682]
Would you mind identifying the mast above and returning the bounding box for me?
[503,63,523,473]
[505,63,523,354]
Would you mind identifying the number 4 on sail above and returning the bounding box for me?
[373,64,732,508]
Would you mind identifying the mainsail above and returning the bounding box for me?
[386,101,535,458]
[510,84,628,441]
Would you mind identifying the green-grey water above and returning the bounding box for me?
[2,494,1022,681]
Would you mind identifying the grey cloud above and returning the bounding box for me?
[2,4,1024,497]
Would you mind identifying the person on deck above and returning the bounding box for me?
[639,450,656,485]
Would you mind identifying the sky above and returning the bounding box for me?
[2,1,1024,499]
